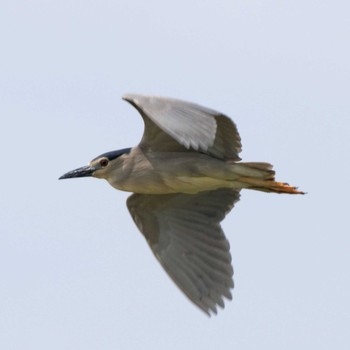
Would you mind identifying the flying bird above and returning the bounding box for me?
[59,94,303,315]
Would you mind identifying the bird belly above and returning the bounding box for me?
[162,176,240,194]
[105,149,251,194]
[111,173,242,194]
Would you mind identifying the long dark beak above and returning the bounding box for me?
[59,165,96,180]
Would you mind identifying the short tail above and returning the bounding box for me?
[236,162,305,194]
[239,177,305,194]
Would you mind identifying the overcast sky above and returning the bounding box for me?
[1,1,349,349]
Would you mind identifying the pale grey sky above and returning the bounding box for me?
[1,1,349,349]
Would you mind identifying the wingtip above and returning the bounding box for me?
[121,93,135,102]
[122,93,150,101]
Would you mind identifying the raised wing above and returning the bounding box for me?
[127,188,241,315]
[123,94,242,160]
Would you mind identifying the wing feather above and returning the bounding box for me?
[123,94,242,160]
[127,188,240,315]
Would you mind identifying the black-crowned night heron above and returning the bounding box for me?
[60,94,303,315]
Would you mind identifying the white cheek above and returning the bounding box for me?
[93,168,108,179]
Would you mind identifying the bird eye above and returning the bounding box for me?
[99,158,109,167]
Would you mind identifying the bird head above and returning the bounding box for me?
[59,148,131,180]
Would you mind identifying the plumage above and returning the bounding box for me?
[127,189,239,315]
[60,94,304,315]
[123,94,242,160]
